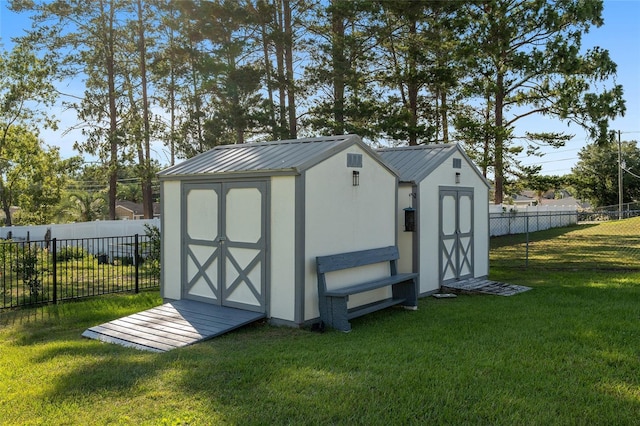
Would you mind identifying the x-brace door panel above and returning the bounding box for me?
[440,189,474,284]
[182,182,267,313]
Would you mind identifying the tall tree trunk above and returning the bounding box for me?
[169,67,176,165]
[283,0,297,138]
[236,127,245,144]
[261,19,277,139]
[274,3,287,136]
[104,0,118,220]
[124,73,146,213]
[494,71,505,204]
[137,0,153,219]
[167,2,177,166]
[0,182,12,226]
[0,135,11,225]
[482,94,491,178]
[188,39,205,153]
[331,0,345,134]
[440,91,448,143]
[407,19,418,146]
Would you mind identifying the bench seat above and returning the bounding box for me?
[323,273,418,297]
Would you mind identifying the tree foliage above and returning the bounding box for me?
[63,190,107,223]
[0,127,78,225]
[570,140,640,208]
[461,0,625,203]
[7,0,626,212]
[0,40,58,141]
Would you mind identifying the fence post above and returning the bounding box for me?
[525,216,529,268]
[52,238,57,304]
[134,234,139,294]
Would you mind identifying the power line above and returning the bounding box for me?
[520,156,578,166]
[623,167,640,179]
[515,146,583,158]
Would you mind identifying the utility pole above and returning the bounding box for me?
[618,130,623,220]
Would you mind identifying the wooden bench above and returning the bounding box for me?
[316,246,419,332]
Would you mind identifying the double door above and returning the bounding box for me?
[439,189,474,283]
[182,182,267,312]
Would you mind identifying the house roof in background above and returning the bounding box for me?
[540,197,590,209]
[116,200,160,216]
[158,135,396,178]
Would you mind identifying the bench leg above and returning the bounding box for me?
[327,296,351,332]
[392,278,418,309]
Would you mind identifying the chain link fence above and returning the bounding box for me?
[581,202,640,222]
[490,214,640,271]
[490,211,579,237]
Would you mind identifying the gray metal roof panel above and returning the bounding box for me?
[377,144,490,187]
[158,135,378,178]
[377,144,456,183]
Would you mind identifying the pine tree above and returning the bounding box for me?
[462,0,625,204]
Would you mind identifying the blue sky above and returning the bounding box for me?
[513,0,640,176]
[0,0,639,174]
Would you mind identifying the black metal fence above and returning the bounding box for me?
[0,234,160,310]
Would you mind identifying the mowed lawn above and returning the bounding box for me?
[1,218,639,425]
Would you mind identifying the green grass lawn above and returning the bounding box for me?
[1,219,639,425]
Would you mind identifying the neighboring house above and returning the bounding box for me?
[511,189,573,207]
[115,200,160,220]
[511,193,537,207]
[539,196,591,210]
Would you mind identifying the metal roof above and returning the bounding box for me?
[158,135,392,178]
[377,144,490,187]
[377,144,457,183]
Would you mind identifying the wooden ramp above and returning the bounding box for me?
[82,300,265,352]
[442,278,532,296]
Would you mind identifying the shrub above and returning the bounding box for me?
[13,243,42,297]
[143,224,160,279]
[57,245,88,262]
[113,256,134,266]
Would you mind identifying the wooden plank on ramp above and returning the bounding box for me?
[82,300,265,352]
[442,278,532,296]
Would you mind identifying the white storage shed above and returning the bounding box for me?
[158,135,400,327]
[378,144,490,295]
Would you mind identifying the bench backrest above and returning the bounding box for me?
[316,246,400,275]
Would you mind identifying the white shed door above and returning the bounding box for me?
[440,189,474,283]
[183,182,267,313]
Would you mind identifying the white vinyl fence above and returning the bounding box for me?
[0,219,161,242]
[0,219,161,260]
[489,205,578,237]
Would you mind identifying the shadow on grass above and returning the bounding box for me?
[492,231,640,271]
[165,289,640,423]
[4,281,640,423]
[43,346,161,395]
[0,291,162,345]
[5,216,637,423]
